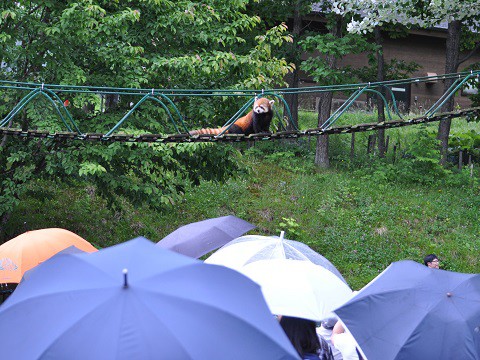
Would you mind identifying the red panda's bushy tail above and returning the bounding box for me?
[189,127,227,136]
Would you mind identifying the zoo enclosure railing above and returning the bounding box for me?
[0,70,478,143]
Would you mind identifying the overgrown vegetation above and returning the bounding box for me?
[0,0,294,224]
[2,111,479,290]
[1,1,478,293]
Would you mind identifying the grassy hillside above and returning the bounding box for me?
[3,112,479,289]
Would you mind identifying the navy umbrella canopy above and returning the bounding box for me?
[334,260,480,360]
[157,215,255,258]
[0,237,298,360]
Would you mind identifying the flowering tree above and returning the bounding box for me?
[331,0,480,164]
[0,0,294,224]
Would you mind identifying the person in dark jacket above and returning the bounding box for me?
[280,316,334,360]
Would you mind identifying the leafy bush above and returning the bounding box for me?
[245,139,316,174]
[0,136,242,222]
[276,217,303,240]
[449,129,480,162]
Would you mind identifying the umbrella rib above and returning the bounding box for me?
[386,302,463,360]
[283,242,310,261]
[31,290,119,358]
[343,288,428,360]
[28,289,192,360]
[112,291,194,360]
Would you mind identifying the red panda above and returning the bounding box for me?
[189,98,275,136]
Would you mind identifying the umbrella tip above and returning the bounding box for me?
[123,268,128,288]
[279,231,285,241]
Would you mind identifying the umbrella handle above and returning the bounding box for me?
[123,269,129,288]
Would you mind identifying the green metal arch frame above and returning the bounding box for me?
[425,73,476,117]
[1,87,81,133]
[262,92,298,131]
[1,89,40,127]
[1,70,478,139]
[104,93,188,137]
[321,86,396,129]
[378,84,404,120]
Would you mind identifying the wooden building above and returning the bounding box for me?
[297,14,480,112]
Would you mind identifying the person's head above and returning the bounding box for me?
[279,316,320,357]
[424,254,439,268]
[321,316,338,330]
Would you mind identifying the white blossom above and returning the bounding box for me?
[333,0,480,32]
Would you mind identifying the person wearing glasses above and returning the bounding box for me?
[423,254,440,269]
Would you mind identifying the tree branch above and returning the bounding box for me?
[457,41,480,67]
[13,4,44,32]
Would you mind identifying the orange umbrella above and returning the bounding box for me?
[0,228,97,283]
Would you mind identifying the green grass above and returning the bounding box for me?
[3,111,480,290]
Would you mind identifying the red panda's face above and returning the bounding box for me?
[253,98,275,114]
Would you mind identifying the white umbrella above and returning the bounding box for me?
[205,232,347,284]
[239,258,352,321]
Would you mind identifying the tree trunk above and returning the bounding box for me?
[285,71,299,130]
[104,94,120,111]
[315,92,332,167]
[438,20,461,166]
[374,26,386,158]
[314,15,343,167]
[284,0,302,130]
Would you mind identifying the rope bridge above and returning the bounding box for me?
[1,70,478,143]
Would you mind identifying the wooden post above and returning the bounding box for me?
[458,150,463,169]
[385,135,390,153]
[350,133,355,161]
[367,134,377,154]
[392,144,397,164]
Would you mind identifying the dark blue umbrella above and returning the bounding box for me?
[334,260,480,360]
[0,237,298,360]
[157,215,255,258]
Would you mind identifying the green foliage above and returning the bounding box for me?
[449,130,480,160]
[262,150,315,174]
[300,32,375,84]
[244,139,316,174]
[395,130,450,183]
[352,57,421,82]
[352,129,451,185]
[0,0,295,220]
[1,137,242,216]
[150,23,294,89]
[462,67,480,120]
[3,113,480,288]
[276,217,303,240]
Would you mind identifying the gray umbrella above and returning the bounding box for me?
[334,260,480,360]
[157,215,255,258]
